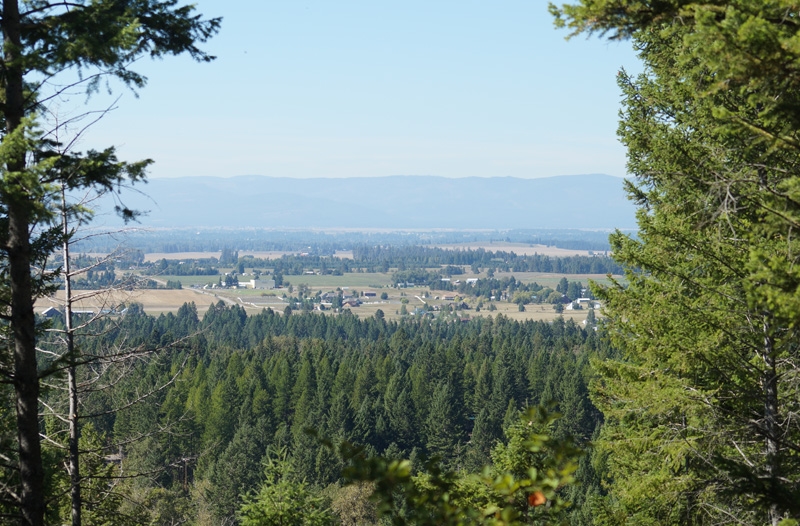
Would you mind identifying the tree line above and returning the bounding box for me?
[354,245,621,275]
[239,249,621,278]
[73,229,615,256]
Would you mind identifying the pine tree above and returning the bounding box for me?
[0,3,219,524]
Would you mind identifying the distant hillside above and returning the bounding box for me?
[95,174,635,230]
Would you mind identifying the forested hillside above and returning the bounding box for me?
[30,303,609,524]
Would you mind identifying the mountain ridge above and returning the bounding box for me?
[98,174,635,230]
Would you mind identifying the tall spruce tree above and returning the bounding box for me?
[552,2,800,523]
[424,380,466,471]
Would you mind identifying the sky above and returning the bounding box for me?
[60,1,641,180]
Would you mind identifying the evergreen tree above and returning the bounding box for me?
[585,306,595,326]
[425,381,466,471]
[465,408,498,472]
[205,423,268,524]
[552,2,800,522]
[383,372,415,453]
[239,447,335,526]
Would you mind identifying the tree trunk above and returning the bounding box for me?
[9,204,44,526]
[763,315,780,526]
[63,185,81,526]
[4,0,45,523]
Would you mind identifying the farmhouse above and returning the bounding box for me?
[254,278,275,289]
[41,306,62,319]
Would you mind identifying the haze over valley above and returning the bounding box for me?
[100,173,635,230]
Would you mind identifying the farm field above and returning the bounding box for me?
[492,271,618,288]
[281,272,393,288]
[37,288,221,315]
[48,243,619,321]
[36,264,609,321]
[144,274,222,288]
[143,249,354,262]
[144,251,291,262]
[433,242,607,257]
[142,273,395,292]
[350,295,596,324]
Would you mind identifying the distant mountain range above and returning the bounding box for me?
[95,174,636,230]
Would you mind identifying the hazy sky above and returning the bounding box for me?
[59,1,640,180]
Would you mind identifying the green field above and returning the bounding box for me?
[492,271,620,289]
[282,273,393,288]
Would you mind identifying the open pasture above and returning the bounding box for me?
[341,296,596,324]
[480,301,595,324]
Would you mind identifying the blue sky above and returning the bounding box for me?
[68,1,639,180]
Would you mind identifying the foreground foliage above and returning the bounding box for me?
[239,447,336,526]
[340,406,582,526]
